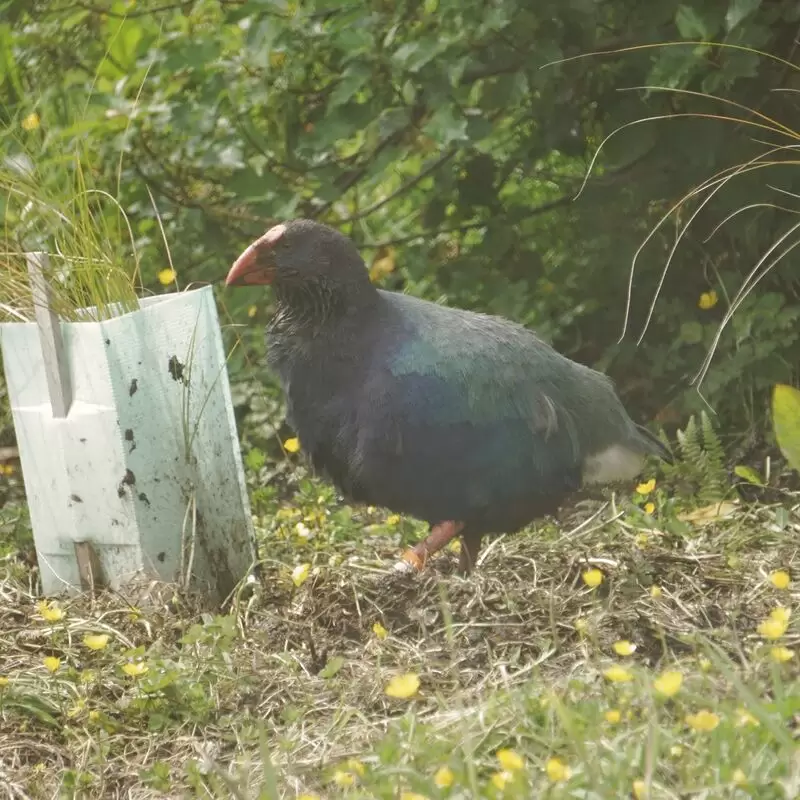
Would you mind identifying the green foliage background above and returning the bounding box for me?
[2,0,800,433]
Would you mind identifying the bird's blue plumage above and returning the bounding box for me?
[233,218,672,567]
[268,288,665,536]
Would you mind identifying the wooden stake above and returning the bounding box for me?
[26,252,72,418]
[74,541,106,593]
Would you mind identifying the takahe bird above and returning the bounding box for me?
[226,220,672,574]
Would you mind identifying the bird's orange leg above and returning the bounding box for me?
[399,520,465,571]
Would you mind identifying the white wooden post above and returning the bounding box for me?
[26,252,72,419]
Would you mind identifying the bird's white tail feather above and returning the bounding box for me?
[581,444,646,485]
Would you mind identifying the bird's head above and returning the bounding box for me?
[225,219,371,295]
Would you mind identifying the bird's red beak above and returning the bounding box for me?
[225,224,287,286]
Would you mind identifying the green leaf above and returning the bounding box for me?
[734,465,764,486]
[725,0,762,32]
[680,321,704,344]
[0,24,23,100]
[392,37,447,72]
[319,655,344,679]
[7,695,61,728]
[647,44,708,89]
[245,448,266,472]
[375,107,411,140]
[104,18,145,74]
[772,384,800,473]
[328,65,372,109]
[423,105,468,145]
[675,5,713,39]
[256,726,280,800]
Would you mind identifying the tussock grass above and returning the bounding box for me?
[549,41,800,406]
[0,135,143,323]
[1,481,799,798]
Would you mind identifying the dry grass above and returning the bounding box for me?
[2,485,800,798]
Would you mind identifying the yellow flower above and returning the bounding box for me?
[247,305,257,318]
[698,290,718,310]
[83,634,110,651]
[685,709,720,732]
[732,768,747,785]
[88,710,100,722]
[698,657,711,672]
[582,568,603,588]
[604,709,621,724]
[43,656,61,673]
[636,478,656,495]
[385,673,420,699]
[122,661,149,677]
[434,766,454,788]
[769,570,791,589]
[735,708,759,727]
[496,749,524,772]
[633,779,648,799]
[22,112,40,131]
[291,563,311,587]
[345,759,365,776]
[386,514,401,525]
[653,670,682,697]
[283,437,300,453]
[372,621,389,640]
[670,745,683,758]
[491,771,512,790]
[545,757,571,783]
[0,676,9,688]
[643,502,655,515]
[603,665,633,683]
[613,640,636,656]
[331,770,355,787]
[770,646,794,663]
[771,606,791,624]
[758,617,788,639]
[400,794,428,800]
[650,585,662,598]
[37,601,65,622]
[157,268,176,286]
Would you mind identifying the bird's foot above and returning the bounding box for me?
[391,546,425,574]
[392,556,419,574]
[392,521,464,574]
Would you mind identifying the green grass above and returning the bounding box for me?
[0,92,180,324]
[1,440,799,799]
[0,143,144,323]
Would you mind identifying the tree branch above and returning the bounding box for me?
[340,147,459,224]
[363,192,578,249]
[310,122,415,219]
